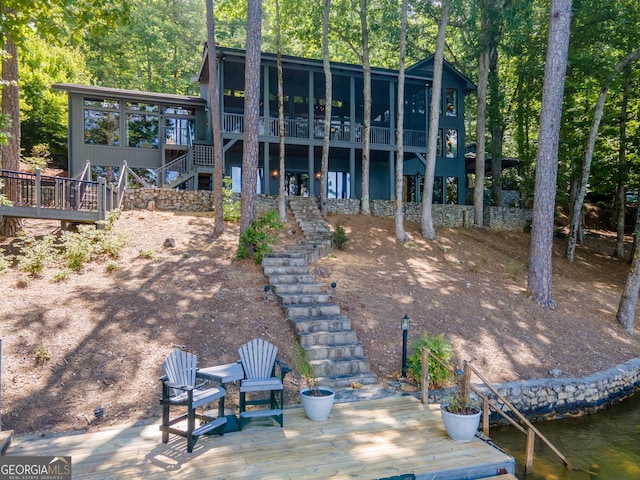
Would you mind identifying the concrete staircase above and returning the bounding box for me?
[262,197,376,388]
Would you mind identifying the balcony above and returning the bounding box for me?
[221,113,426,149]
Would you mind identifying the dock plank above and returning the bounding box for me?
[7,396,515,479]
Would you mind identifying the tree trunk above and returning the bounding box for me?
[275,0,287,222]
[395,0,408,243]
[0,33,25,235]
[617,236,640,333]
[420,0,451,240]
[566,45,640,261]
[359,0,371,215]
[320,0,332,217]
[614,68,631,258]
[527,0,573,309]
[474,37,489,225]
[489,43,503,208]
[206,0,225,235]
[239,0,262,234]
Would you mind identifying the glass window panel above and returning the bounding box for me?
[446,129,458,158]
[163,105,195,116]
[127,114,159,148]
[446,177,458,204]
[83,110,120,145]
[126,102,159,113]
[433,176,444,204]
[445,88,457,117]
[437,129,443,157]
[83,97,119,109]
[165,118,194,145]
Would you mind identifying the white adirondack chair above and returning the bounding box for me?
[159,350,227,452]
[237,338,289,430]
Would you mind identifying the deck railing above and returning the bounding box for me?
[421,349,574,474]
[221,112,428,148]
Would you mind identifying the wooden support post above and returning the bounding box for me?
[421,348,429,404]
[526,428,535,473]
[482,400,490,437]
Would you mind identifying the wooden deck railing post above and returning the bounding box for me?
[421,348,429,404]
[97,177,105,222]
[526,428,535,473]
[35,169,42,216]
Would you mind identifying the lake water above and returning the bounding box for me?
[489,392,640,479]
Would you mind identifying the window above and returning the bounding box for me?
[83,97,120,145]
[446,177,458,204]
[433,176,444,204]
[231,166,264,193]
[327,171,351,199]
[126,102,159,149]
[164,105,195,145]
[437,129,444,157]
[446,129,458,158]
[445,88,458,117]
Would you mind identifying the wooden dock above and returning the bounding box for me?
[7,396,515,479]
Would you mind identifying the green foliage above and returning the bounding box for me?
[0,114,10,146]
[18,236,56,275]
[61,227,95,270]
[236,209,284,264]
[138,248,157,260]
[0,252,12,276]
[291,341,318,392]
[406,333,455,389]
[222,176,241,222]
[21,144,52,173]
[0,180,11,206]
[51,269,70,283]
[105,261,120,272]
[331,223,349,249]
[35,341,51,366]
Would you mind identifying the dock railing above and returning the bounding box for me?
[420,348,574,474]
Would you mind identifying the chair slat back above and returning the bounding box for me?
[162,350,197,387]
[238,338,278,379]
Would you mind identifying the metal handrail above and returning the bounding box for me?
[421,349,575,474]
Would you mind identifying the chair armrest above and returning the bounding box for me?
[161,379,194,392]
[275,358,292,382]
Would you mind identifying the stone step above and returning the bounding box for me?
[278,293,331,305]
[267,273,317,284]
[284,303,341,318]
[316,372,378,388]
[298,329,358,347]
[288,315,352,333]
[304,342,365,361]
[310,357,371,377]
[262,256,307,267]
[263,265,310,276]
[272,282,324,294]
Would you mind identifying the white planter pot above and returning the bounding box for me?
[440,404,481,443]
[300,387,335,421]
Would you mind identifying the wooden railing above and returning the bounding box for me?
[221,112,429,148]
[0,166,124,225]
[421,349,575,474]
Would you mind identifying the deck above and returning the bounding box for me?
[7,396,515,479]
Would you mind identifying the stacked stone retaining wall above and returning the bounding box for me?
[428,357,640,423]
[124,189,530,231]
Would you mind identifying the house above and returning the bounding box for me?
[55,44,475,204]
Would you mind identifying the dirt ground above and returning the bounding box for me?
[1,209,639,435]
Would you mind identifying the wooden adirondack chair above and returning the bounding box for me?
[237,338,290,431]
[159,350,227,452]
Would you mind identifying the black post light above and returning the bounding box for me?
[263,285,271,302]
[401,314,410,377]
[331,282,337,297]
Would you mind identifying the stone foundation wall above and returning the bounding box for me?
[428,357,640,423]
[123,189,531,230]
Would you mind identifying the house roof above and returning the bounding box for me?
[53,83,206,106]
[196,44,473,89]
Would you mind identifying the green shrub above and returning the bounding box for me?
[0,179,10,206]
[331,223,349,249]
[222,176,241,222]
[406,333,455,389]
[236,209,284,264]
[61,227,95,270]
[105,261,120,272]
[18,236,56,275]
[22,143,51,173]
[0,252,11,276]
[138,248,157,260]
[51,269,70,283]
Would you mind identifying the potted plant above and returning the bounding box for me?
[293,342,335,421]
[439,365,481,443]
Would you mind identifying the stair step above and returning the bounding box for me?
[298,330,358,346]
[263,265,310,275]
[284,303,341,318]
[267,273,317,284]
[289,315,352,333]
[310,357,371,377]
[278,293,331,304]
[262,256,307,267]
[272,282,324,294]
[304,343,365,360]
[316,372,378,388]
[239,409,283,419]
